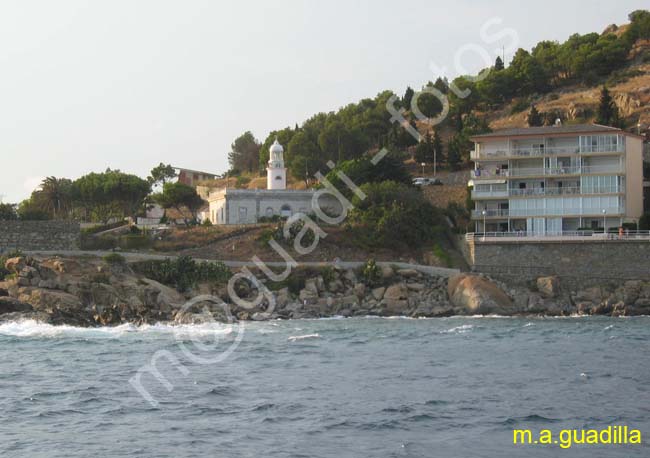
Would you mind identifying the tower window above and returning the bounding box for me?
[276,176,282,180]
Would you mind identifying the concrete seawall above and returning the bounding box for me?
[463,237,650,285]
[0,221,80,252]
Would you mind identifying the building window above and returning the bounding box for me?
[280,204,291,217]
[275,176,282,180]
[239,207,247,223]
[266,207,274,217]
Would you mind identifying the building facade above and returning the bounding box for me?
[207,140,342,224]
[175,167,218,187]
[469,124,644,234]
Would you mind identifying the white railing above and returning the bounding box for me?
[506,186,621,197]
[471,144,624,160]
[471,165,623,179]
[466,230,650,242]
[471,189,509,198]
[472,207,625,218]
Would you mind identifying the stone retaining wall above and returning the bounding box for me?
[0,221,80,252]
[464,238,650,286]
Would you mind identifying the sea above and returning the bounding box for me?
[0,316,648,458]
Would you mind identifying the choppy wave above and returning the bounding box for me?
[288,333,321,341]
[0,320,238,339]
[440,324,474,334]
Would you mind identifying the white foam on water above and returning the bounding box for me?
[288,333,320,341]
[604,324,614,330]
[441,324,474,334]
[0,319,237,339]
[523,322,535,327]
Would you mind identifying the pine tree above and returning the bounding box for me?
[527,105,543,127]
[447,137,461,171]
[403,86,414,109]
[494,56,504,71]
[414,132,434,164]
[596,86,621,127]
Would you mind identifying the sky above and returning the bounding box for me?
[0,0,647,203]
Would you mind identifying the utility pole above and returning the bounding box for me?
[433,149,437,176]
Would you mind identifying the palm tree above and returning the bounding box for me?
[37,177,73,219]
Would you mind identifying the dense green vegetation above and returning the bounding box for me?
[132,256,231,292]
[152,182,205,226]
[348,181,446,248]
[8,171,152,223]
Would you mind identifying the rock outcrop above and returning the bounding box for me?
[1,255,650,326]
[447,274,515,315]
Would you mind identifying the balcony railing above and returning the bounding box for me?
[465,230,650,242]
[472,207,624,219]
[506,186,621,197]
[471,144,624,160]
[472,165,622,179]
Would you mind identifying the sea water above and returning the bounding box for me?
[0,316,648,457]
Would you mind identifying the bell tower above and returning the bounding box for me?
[267,139,287,190]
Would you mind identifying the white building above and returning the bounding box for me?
[469,124,644,234]
[207,140,342,224]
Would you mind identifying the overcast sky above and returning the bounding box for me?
[0,0,647,202]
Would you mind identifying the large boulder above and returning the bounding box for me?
[383,283,409,314]
[447,274,514,315]
[536,276,560,298]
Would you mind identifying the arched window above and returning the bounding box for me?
[280,204,291,217]
[266,207,274,217]
[275,175,282,180]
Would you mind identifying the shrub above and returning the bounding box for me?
[103,253,126,265]
[202,218,213,227]
[362,259,380,286]
[432,244,453,268]
[0,250,23,280]
[132,256,231,292]
[119,235,151,250]
[80,234,118,250]
[510,98,530,114]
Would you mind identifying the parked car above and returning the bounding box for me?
[412,177,443,186]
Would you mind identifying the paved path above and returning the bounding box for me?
[26,250,461,277]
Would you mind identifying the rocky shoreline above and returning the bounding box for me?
[1,256,649,327]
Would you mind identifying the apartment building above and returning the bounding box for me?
[469,124,644,234]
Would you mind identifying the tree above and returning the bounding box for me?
[37,177,74,219]
[228,131,261,174]
[414,132,435,164]
[596,86,621,127]
[494,56,504,71]
[16,199,49,220]
[72,170,151,223]
[288,131,323,185]
[447,137,461,171]
[527,105,544,127]
[148,163,176,188]
[323,152,412,199]
[403,86,415,109]
[153,182,205,226]
[0,203,17,220]
[349,181,445,248]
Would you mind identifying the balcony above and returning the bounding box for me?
[507,186,622,197]
[472,165,623,180]
[471,189,509,199]
[471,144,624,160]
[471,207,624,219]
